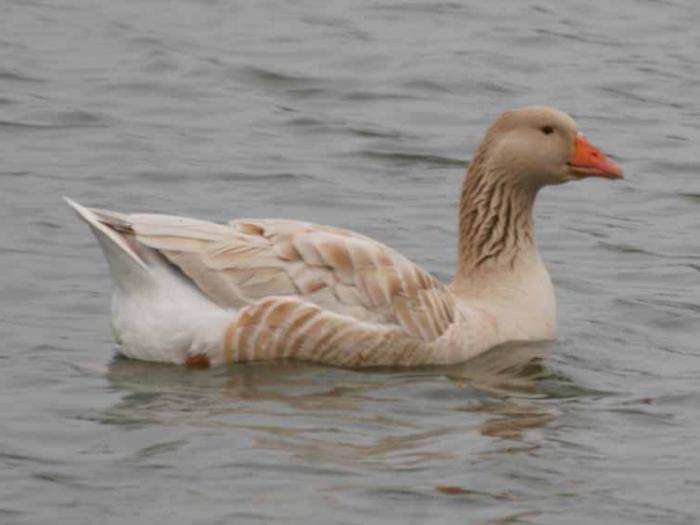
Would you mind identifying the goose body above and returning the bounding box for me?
[67,106,622,368]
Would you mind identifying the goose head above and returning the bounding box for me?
[478,106,623,188]
[457,106,623,277]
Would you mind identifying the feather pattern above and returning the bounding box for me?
[128,216,457,342]
[222,297,446,367]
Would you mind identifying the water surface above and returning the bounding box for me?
[1,0,700,523]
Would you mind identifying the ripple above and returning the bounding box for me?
[285,116,408,139]
[0,110,107,131]
[649,160,700,175]
[285,87,331,99]
[372,2,466,14]
[597,241,658,256]
[342,90,422,102]
[535,28,623,47]
[402,79,452,94]
[0,120,76,130]
[435,485,516,501]
[599,85,685,109]
[359,150,466,167]
[136,440,188,458]
[239,66,320,88]
[209,171,317,182]
[0,68,44,83]
[348,126,406,138]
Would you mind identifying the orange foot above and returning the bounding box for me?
[185,353,210,369]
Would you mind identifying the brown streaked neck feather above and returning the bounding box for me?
[454,143,538,281]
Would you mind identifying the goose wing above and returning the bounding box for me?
[112,213,456,342]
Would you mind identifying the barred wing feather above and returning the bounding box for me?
[125,215,456,343]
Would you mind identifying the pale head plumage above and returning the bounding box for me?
[475,106,582,187]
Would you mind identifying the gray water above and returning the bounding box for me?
[1,0,699,523]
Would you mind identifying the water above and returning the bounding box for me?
[1,0,699,523]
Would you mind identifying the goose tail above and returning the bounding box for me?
[64,197,153,291]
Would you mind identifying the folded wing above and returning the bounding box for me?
[97,212,457,343]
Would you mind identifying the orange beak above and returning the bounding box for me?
[567,133,623,179]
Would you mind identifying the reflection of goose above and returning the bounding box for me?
[67,106,622,368]
[447,341,551,396]
[104,343,555,458]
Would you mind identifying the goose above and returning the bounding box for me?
[66,106,622,368]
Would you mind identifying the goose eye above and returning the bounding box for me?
[541,126,554,135]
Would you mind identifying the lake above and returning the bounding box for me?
[1,0,699,523]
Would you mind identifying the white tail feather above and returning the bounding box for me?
[64,197,153,291]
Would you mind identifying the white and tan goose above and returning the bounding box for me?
[66,106,622,368]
